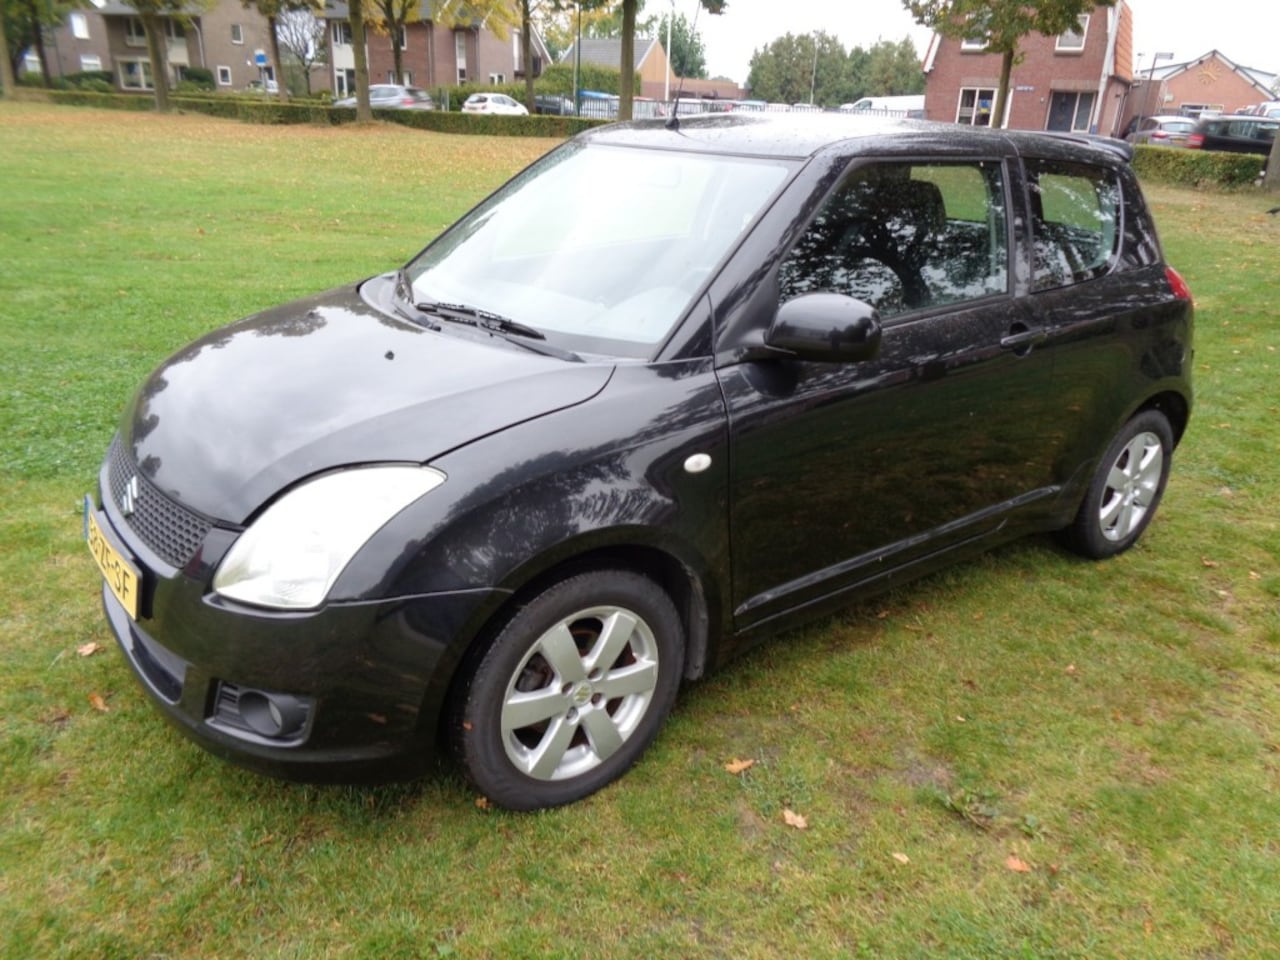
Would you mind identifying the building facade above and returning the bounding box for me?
[921,2,1133,135]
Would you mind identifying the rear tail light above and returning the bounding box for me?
[1186,133,1204,149]
[402,98,413,106]
[1152,131,1168,140]
[1166,266,1193,303]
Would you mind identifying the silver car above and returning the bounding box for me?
[334,85,435,111]
[1125,115,1193,147]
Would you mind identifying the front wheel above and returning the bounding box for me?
[451,570,684,810]
[1059,409,1174,559]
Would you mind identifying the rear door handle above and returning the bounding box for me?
[1000,326,1047,351]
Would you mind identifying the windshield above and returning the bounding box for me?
[407,142,793,358]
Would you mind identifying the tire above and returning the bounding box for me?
[1059,409,1174,559]
[451,570,684,811]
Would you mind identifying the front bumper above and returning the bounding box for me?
[90,469,502,783]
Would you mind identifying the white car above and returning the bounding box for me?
[462,93,528,116]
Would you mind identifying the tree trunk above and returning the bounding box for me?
[350,3,371,120]
[25,0,51,86]
[990,47,1014,129]
[521,0,534,112]
[0,13,16,96]
[1266,135,1280,194]
[618,0,634,120]
[142,13,171,112]
[268,14,288,100]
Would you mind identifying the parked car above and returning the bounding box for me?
[1246,100,1280,119]
[87,115,1193,810]
[461,93,528,116]
[1125,114,1194,147]
[244,79,278,95]
[1186,115,1279,154]
[333,84,435,110]
[533,94,574,116]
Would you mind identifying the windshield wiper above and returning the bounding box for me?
[415,299,582,362]
[391,268,441,330]
[415,300,547,341]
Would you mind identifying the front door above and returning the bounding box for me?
[720,158,1065,632]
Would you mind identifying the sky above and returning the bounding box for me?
[684,0,1280,85]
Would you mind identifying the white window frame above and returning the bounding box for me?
[1055,15,1089,52]
[455,31,467,83]
[79,54,102,71]
[231,23,244,45]
[119,58,153,90]
[955,86,998,126]
[488,72,505,85]
[960,36,988,52]
[398,26,407,50]
[216,65,232,86]
[70,12,89,40]
[124,17,146,47]
[332,21,352,46]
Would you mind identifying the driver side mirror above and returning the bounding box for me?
[763,292,883,363]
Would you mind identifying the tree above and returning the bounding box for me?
[864,37,924,96]
[904,0,1112,128]
[1,1,18,94]
[3,0,82,87]
[747,31,846,106]
[654,10,705,79]
[371,0,417,87]
[131,0,209,111]
[275,6,326,94]
[243,0,321,100]
[1266,137,1279,195]
[619,0,723,119]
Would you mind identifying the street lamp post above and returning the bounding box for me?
[809,34,818,106]
[1140,51,1174,125]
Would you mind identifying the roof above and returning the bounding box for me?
[1145,50,1278,95]
[562,37,660,71]
[579,113,1133,167]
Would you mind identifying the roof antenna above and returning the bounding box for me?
[665,3,703,130]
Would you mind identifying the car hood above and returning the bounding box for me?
[119,283,613,523]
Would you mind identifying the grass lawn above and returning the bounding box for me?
[1,102,1278,959]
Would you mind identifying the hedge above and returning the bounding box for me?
[1132,144,1266,187]
[42,88,607,137]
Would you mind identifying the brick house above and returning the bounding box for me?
[33,0,284,93]
[920,1,1133,135]
[561,36,670,100]
[323,2,550,99]
[1130,50,1277,121]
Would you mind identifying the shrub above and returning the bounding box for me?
[179,67,216,91]
[1133,145,1265,187]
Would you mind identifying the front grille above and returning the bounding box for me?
[108,438,213,569]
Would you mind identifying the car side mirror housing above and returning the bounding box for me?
[763,293,883,363]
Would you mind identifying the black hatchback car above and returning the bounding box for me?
[1186,115,1279,154]
[87,115,1193,809]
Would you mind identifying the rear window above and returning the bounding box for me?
[1026,159,1121,292]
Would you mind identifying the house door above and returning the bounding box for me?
[1047,91,1095,132]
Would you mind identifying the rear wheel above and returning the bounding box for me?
[1059,409,1174,559]
[451,570,683,810]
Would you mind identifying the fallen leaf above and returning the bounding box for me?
[474,796,491,810]
[782,808,808,830]
[1065,664,1077,676]
[77,642,103,657]
[891,852,911,864]
[88,693,109,713]
[1249,571,1261,581]
[230,865,244,887]
[1201,557,1219,568]
[955,716,967,723]
[724,757,756,775]
[1005,854,1032,873]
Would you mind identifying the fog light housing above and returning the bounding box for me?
[211,682,313,743]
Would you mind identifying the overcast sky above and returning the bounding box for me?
[685,0,1280,85]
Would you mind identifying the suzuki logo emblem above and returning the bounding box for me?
[121,475,140,517]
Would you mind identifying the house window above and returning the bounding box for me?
[70,12,89,40]
[1046,91,1095,132]
[489,73,505,84]
[80,54,102,71]
[397,26,406,49]
[231,23,244,44]
[217,65,232,85]
[125,17,146,47]
[455,31,467,83]
[119,58,153,90]
[22,51,40,74]
[960,36,988,51]
[332,22,352,46]
[336,68,355,97]
[956,87,997,126]
[1055,15,1088,52]
[165,20,184,40]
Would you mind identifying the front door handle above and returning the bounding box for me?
[1000,325,1047,353]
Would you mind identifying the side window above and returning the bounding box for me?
[1026,159,1120,292]
[778,160,1008,320]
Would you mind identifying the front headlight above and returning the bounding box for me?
[212,465,446,610]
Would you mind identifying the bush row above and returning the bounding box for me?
[1132,144,1266,187]
[43,88,607,137]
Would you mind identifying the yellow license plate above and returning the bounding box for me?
[85,498,141,620]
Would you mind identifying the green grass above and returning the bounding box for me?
[2,102,1279,959]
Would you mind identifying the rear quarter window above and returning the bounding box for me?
[1026,159,1121,292]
